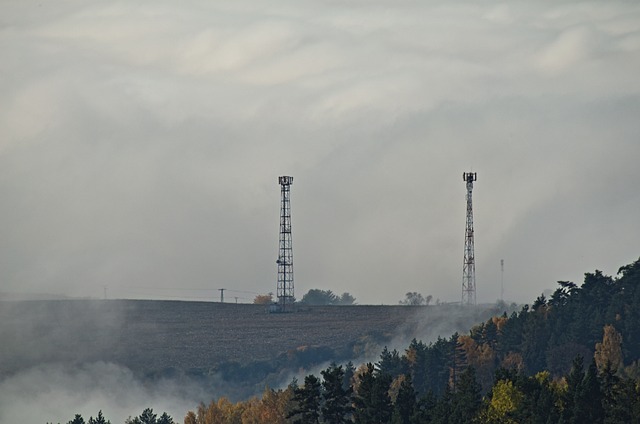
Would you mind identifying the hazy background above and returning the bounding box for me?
[0,362,199,423]
[0,300,500,423]
[1,0,639,305]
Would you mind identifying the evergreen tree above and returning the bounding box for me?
[87,411,110,424]
[431,386,454,424]
[511,371,560,424]
[450,334,468,392]
[288,374,322,424]
[353,363,393,424]
[343,361,356,389]
[139,408,157,424]
[610,377,640,424]
[498,310,524,360]
[68,414,85,424]
[391,374,417,424]
[520,300,550,373]
[413,390,438,424]
[562,355,585,423]
[403,339,428,395]
[449,366,482,423]
[125,408,159,424]
[156,412,174,424]
[572,360,604,424]
[378,347,406,377]
[599,363,634,424]
[483,319,499,348]
[321,363,353,424]
[617,258,640,360]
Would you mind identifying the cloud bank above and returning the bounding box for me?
[1,0,639,305]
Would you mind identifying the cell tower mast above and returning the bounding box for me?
[276,176,294,312]
[462,172,477,306]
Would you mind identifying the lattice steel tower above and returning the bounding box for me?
[276,176,294,311]
[462,172,477,306]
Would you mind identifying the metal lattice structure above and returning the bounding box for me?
[462,172,477,306]
[276,176,294,311]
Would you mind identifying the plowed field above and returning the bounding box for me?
[0,300,494,377]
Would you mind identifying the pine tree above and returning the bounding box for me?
[156,412,174,424]
[483,318,499,348]
[510,371,560,424]
[378,347,406,377]
[431,386,453,424]
[404,339,428,395]
[353,363,393,424]
[288,374,322,424]
[321,363,353,424]
[413,390,437,423]
[599,363,634,424]
[125,408,159,424]
[87,411,110,424]
[450,366,482,423]
[139,408,157,424]
[68,414,85,424]
[562,355,585,422]
[391,374,417,424]
[449,334,468,392]
[572,360,604,423]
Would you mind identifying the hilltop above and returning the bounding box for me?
[0,299,498,397]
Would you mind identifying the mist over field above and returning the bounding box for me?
[0,301,192,423]
[0,300,502,423]
[0,362,199,424]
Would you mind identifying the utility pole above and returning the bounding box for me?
[462,172,477,306]
[500,259,504,303]
[276,176,295,312]
[218,288,225,303]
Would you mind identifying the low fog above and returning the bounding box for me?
[0,299,507,423]
[0,362,199,424]
[0,301,194,423]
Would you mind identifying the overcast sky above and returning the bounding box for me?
[1,0,639,305]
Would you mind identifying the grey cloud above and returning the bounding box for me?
[1,0,639,306]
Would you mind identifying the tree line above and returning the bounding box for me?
[179,355,640,423]
[253,289,356,305]
[49,408,175,424]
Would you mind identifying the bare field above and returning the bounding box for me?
[0,299,495,378]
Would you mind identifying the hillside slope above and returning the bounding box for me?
[0,300,496,381]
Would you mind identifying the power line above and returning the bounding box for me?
[127,287,259,294]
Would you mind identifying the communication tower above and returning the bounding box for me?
[462,172,477,306]
[276,176,294,311]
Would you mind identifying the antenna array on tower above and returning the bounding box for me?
[462,172,477,306]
